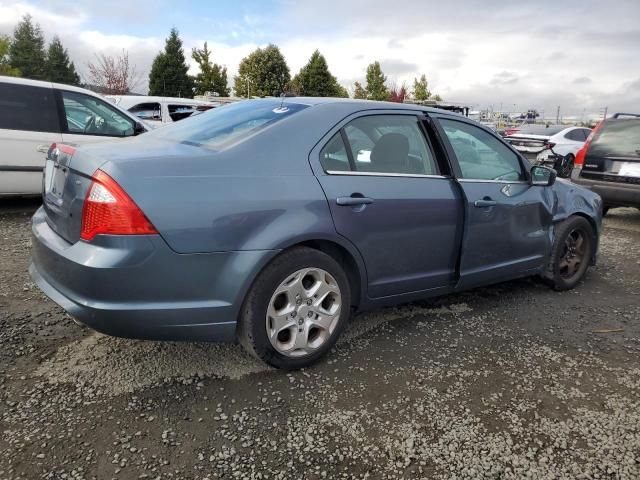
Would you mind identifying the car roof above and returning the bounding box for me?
[0,75,122,99]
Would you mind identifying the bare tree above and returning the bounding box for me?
[86,50,140,94]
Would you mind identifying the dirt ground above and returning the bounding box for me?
[1,198,639,480]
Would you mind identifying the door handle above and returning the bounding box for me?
[474,199,497,207]
[37,144,50,153]
[336,196,374,206]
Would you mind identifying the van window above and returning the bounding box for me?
[0,83,60,133]
[61,91,135,137]
[168,104,198,122]
[129,102,162,121]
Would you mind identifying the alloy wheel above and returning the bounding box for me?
[266,268,342,358]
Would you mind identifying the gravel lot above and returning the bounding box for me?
[1,199,639,479]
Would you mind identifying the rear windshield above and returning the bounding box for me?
[151,100,308,148]
[590,119,640,158]
[514,125,565,136]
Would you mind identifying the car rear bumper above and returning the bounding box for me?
[30,207,275,342]
[571,170,640,208]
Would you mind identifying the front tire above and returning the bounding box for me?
[544,216,594,291]
[237,247,351,369]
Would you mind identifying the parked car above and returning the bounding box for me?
[571,113,640,214]
[0,76,148,196]
[30,98,602,369]
[504,125,592,177]
[106,95,216,128]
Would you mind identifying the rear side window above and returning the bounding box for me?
[565,129,587,141]
[152,100,308,149]
[320,132,350,172]
[322,115,438,175]
[590,120,640,158]
[0,83,60,133]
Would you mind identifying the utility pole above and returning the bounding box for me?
[603,106,608,119]
[556,106,560,124]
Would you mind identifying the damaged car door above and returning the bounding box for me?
[432,116,554,289]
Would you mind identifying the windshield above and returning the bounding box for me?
[150,100,308,148]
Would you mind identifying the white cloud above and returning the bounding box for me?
[1,0,639,115]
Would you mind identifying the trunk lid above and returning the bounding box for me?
[504,134,551,161]
[41,143,104,244]
[579,118,640,184]
[40,137,213,244]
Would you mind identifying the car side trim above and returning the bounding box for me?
[0,165,44,172]
[457,179,529,185]
[325,170,449,179]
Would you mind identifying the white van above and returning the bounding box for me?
[107,95,216,128]
[0,76,149,196]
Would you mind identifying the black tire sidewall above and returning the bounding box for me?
[552,216,594,291]
[240,247,351,369]
[560,154,574,178]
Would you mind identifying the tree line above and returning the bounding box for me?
[1,16,443,102]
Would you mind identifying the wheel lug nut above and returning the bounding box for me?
[291,311,296,318]
[307,311,313,318]
[296,299,302,306]
[306,299,312,306]
[298,319,303,325]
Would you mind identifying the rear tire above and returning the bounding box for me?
[543,216,594,291]
[237,247,351,369]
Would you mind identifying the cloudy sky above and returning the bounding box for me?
[1,0,639,118]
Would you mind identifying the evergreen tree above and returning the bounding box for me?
[148,28,194,98]
[45,36,80,85]
[365,61,388,100]
[334,83,349,98]
[191,42,229,96]
[412,74,431,101]
[233,44,290,98]
[9,15,46,80]
[0,35,20,76]
[353,81,367,99]
[290,50,344,97]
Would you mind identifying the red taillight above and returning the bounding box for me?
[575,121,604,168]
[545,142,556,150]
[80,169,158,241]
[47,143,76,158]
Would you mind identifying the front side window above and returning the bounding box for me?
[439,118,525,181]
[61,91,135,137]
[0,83,60,133]
[339,115,438,175]
[168,104,198,122]
[129,102,162,121]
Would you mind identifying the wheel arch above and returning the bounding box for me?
[239,234,367,317]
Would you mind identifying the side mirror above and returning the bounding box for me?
[530,165,556,186]
[133,122,147,135]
